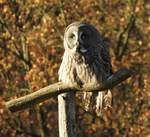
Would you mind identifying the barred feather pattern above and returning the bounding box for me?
[58,22,113,116]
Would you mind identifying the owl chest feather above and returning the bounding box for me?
[58,51,104,85]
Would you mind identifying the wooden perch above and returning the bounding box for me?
[6,68,132,112]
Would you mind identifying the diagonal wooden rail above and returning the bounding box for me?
[6,68,132,112]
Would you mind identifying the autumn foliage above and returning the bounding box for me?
[0,0,150,137]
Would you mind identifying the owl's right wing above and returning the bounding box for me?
[58,51,80,85]
[58,52,71,82]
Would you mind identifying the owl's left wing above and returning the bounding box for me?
[95,40,113,116]
[99,40,113,76]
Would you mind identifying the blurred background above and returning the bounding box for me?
[0,0,150,137]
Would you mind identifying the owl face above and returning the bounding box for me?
[64,22,100,54]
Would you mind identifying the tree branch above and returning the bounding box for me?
[114,0,137,61]
[0,17,32,68]
[6,68,132,112]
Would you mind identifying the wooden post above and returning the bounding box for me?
[5,68,132,136]
[58,92,76,137]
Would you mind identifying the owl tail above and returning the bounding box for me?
[96,90,112,116]
[83,90,112,116]
[95,92,103,116]
[104,90,112,110]
[83,92,93,111]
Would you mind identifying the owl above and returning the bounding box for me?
[58,22,113,116]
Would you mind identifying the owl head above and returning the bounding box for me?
[64,22,102,54]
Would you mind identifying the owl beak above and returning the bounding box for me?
[75,41,88,53]
[73,32,88,53]
[80,48,88,53]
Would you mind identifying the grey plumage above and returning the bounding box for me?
[58,22,113,116]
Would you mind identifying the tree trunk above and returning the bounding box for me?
[58,91,76,137]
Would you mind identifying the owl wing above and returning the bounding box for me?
[58,52,73,83]
[83,40,113,116]
[95,40,113,116]
[99,40,113,76]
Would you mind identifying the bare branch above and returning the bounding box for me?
[115,14,136,61]
[0,17,32,68]
[6,68,132,112]
[115,0,138,61]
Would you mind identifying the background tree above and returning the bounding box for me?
[0,0,150,137]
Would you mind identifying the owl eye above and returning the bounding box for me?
[80,33,87,40]
[69,33,76,39]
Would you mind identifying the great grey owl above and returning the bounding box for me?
[58,22,113,116]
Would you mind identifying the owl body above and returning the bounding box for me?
[59,22,112,116]
[59,47,108,85]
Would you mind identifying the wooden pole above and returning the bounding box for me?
[58,92,76,137]
[6,68,132,112]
